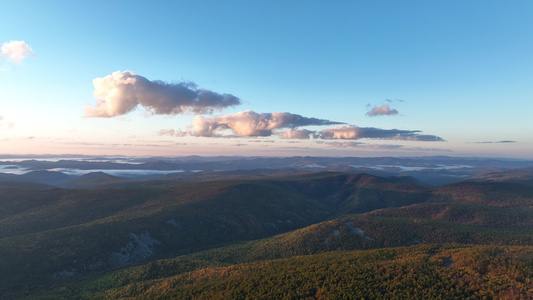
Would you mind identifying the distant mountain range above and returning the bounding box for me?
[1,155,533,187]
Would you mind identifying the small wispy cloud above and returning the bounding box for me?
[473,140,516,144]
[248,139,275,143]
[0,115,15,129]
[84,71,241,118]
[385,98,404,103]
[157,129,176,136]
[0,40,36,64]
[323,141,365,148]
[156,129,188,137]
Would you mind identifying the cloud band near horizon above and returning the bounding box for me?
[158,110,444,142]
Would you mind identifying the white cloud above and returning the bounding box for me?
[84,71,241,117]
[0,40,35,64]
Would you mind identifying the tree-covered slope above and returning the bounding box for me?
[35,245,533,300]
[431,181,533,207]
[1,171,533,299]
[367,202,533,227]
[25,212,533,300]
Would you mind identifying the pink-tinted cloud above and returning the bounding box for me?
[161,110,443,142]
[319,125,444,141]
[84,71,241,117]
[366,104,399,117]
[189,110,343,137]
[279,129,317,139]
[0,40,35,64]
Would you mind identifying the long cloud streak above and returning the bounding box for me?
[84,71,241,117]
[164,110,443,142]
[319,125,444,141]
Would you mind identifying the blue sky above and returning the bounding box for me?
[1,0,532,158]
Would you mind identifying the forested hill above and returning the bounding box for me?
[0,171,531,299]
